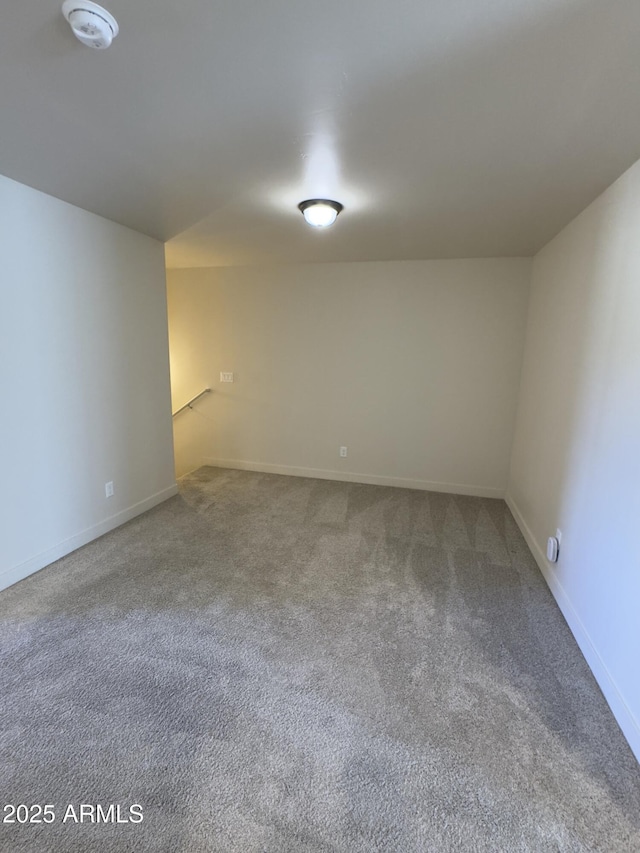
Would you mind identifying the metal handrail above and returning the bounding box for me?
[172,388,212,417]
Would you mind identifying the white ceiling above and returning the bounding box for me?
[2,0,640,268]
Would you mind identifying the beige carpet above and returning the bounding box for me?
[1,466,638,852]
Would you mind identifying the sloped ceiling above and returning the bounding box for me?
[2,0,640,267]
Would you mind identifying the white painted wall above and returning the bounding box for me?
[508,158,640,761]
[167,259,531,495]
[0,174,176,591]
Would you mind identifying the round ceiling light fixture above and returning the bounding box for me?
[62,1,119,49]
[298,199,343,228]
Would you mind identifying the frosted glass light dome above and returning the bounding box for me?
[298,199,343,228]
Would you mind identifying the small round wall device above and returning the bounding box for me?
[62,1,119,49]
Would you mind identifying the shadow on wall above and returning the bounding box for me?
[1,175,174,586]
[508,160,640,761]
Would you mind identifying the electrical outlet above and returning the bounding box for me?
[220,372,234,383]
[339,446,348,458]
[105,481,114,498]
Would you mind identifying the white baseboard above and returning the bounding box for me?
[201,457,505,498]
[0,484,178,593]
[506,491,640,763]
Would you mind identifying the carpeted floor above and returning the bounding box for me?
[1,467,638,852]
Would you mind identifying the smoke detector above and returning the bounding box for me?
[62,1,119,49]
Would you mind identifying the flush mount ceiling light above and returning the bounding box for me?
[62,0,119,49]
[298,199,343,228]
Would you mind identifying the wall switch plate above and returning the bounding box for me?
[220,372,234,383]
[105,481,114,498]
[339,446,348,458]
